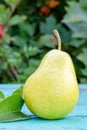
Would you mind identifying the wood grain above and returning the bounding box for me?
[0,84,87,130]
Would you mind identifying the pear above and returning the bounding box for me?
[23,29,79,119]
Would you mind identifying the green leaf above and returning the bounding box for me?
[66,22,87,39]
[19,22,36,36]
[28,47,40,56]
[40,15,58,34]
[80,0,87,10]
[0,111,30,122]
[0,91,5,101]
[4,0,21,7]
[0,5,10,24]
[69,39,85,48]
[13,36,27,47]
[0,94,23,115]
[77,48,87,66]
[62,2,87,23]
[26,59,40,76]
[0,93,31,122]
[81,68,87,76]
[3,34,12,44]
[12,85,23,96]
[80,78,87,84]
[62,1,87,39]
[38,34,56,48]
[9,15,27,26]
[23,46,40,58]
[56,24,72,44]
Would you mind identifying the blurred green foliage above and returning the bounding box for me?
[0,0,87,83]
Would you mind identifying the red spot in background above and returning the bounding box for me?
[0,23,4,39]
[50,37,55,44]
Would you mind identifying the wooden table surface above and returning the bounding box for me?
[0,84,87,130]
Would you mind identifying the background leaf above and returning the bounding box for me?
[40,15,59,34]
[0,5,10,24]
[4,0,21,7]
[0,0,87,84]
[77,48,87,66]
[62,1,87,23]
[19,22,36,37]
[38,34,56,48]
[62,1,87,39]
[9,15,27,26]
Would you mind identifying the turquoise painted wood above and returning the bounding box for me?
[0,84,87,130]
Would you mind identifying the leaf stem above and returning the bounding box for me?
[4,0,21,32]
[53,29,61,50]
[9,63,20,82]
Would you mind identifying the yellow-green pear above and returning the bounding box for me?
[23,29,79,119]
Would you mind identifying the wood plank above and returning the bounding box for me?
[0,84,87,130]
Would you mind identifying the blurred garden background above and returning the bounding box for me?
[0,0,87,83]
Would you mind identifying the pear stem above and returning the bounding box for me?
[53,29,61,50]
